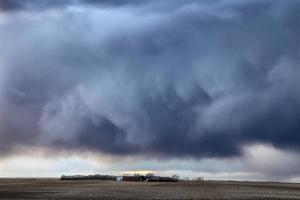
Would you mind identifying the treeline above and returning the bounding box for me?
[60,174,116,181]
[122,175,178,182]
[60,174,178,182]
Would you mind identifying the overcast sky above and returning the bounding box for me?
[0,0,300,181]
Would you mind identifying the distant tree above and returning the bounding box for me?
[146,172,155,177]
[172,174,180,180]
[134,173,141,177]
[195,176,204,181]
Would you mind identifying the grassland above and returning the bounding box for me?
[0,178,300,199]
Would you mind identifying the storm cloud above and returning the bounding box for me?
[1,0,300,159]
[0,0,153,11]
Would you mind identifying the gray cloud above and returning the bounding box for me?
[0,0,70,11]
[0,0,300,161]
[241,144,300,180]
[0,0,154,11]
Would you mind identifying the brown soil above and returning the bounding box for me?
[0,179,300,199]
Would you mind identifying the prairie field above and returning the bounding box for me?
[0,179,300,200]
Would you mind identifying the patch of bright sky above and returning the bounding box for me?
[1,144,300,182]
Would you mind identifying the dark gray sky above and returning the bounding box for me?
[0,0,300,180]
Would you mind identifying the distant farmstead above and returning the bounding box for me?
[60,174,178,182]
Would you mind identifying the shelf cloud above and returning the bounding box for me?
[0,0,300,163]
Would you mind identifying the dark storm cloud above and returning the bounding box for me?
[0,0,69,11]
[0,0,223,12]
[0,0,152,11]
[1,0,300,159]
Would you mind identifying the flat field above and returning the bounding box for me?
[0,179,300,200]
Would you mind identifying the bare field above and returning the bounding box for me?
[0,179,300,200]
